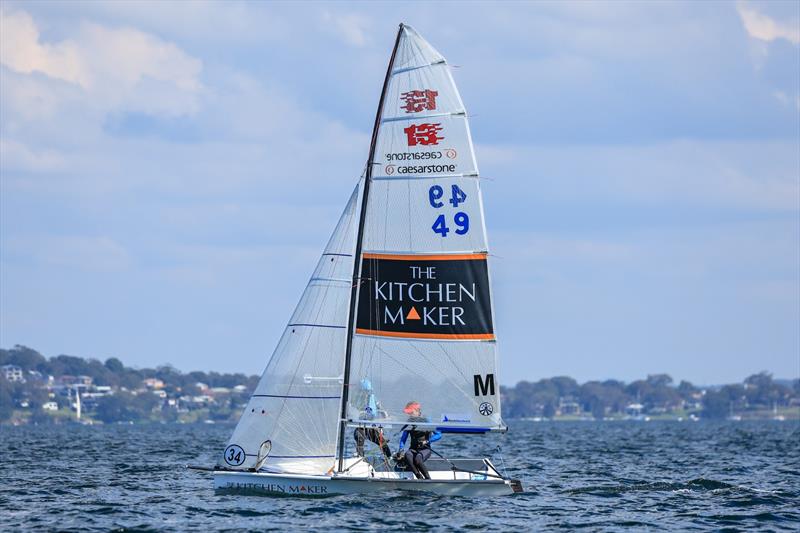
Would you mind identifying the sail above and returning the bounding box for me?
[346,26,503,432]
[221,184,361,473]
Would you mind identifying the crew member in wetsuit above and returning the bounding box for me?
[353,379,391,459]
[398,401,441,480]
[355,427,392,459]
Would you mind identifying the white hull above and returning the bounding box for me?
[214,470,519,497]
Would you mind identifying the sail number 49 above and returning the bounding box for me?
[428,184,469,237]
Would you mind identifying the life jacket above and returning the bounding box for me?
[409,427,433,449]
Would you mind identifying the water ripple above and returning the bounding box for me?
[1,420,799,531]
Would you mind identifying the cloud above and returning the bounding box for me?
[478,139,800,216]
[0,7,202,116]
[322,11,371,47]
[0,9,87,86]
[2,2,797,380]
[78,22,202,93]
[737,1,800,44]
[7,235,131,272]
[0,139,66,173]
[0,68,82,123]
[772,90,800,111]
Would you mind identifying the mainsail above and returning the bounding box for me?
[345,25,503,435]
[222,24,502,475]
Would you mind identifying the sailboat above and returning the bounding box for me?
[210,23,521,496]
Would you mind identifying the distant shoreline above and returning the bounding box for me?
[2,345,798,426]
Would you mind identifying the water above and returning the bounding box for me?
[1,421,798,531]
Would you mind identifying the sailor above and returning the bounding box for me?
[397,401,441,480]
[353,379,391,459]
[355,427,391,459]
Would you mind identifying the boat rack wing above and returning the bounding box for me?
[346,419,508,433]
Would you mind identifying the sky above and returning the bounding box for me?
[0,1,798,385]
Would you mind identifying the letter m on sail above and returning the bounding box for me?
[473,374,495,396]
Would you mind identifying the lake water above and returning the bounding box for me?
[1,420,798,531]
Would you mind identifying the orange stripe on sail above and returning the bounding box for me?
[362,252,487,261]
[355,328,495,341]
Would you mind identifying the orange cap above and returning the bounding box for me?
[403,401,421,414]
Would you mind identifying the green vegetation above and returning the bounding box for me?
[1,345,798,424]
[1,345,258,425]
[502,373,799,420]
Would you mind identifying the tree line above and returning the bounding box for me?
[0,345,259,391]
[501,373,799,419]
[2,345,797,422]
[0,345,259,423]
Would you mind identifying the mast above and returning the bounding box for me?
[336,23,404,472]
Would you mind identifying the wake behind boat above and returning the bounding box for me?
[203,23,522,497]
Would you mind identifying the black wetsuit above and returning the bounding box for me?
[399,422,442,480]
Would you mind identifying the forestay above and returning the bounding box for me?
[222,185,362,473]
[347,26,503,432]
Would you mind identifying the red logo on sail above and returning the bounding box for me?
[404,123,444,146]
[401,89,438,113]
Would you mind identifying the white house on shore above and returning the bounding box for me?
[2,364,24,382]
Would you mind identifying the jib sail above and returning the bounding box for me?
[221,185,361,473]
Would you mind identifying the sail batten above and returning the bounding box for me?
[392,60,446,75]
[381,111,464,123]
[371,173,479,181]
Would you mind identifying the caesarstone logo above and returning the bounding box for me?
[383,148,458,176]
[355,253,494,340]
